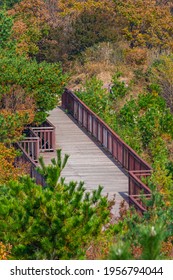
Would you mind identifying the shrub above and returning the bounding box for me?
[0,51,67,124]
[125,48,147,66]
[0,150,111,259]
[110,72,128,100]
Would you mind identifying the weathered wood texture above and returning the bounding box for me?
[41,107,129,214]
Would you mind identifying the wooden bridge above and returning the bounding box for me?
[17,89,152,215]
[42,106,129,214]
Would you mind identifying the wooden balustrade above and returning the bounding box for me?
[31,120,55,152]
[129,170,152,214]
[16,119,55,187]
[62,88,152,213]
[18,129,40,162]
[15,143,46,187]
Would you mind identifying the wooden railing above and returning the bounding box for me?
[16,119,55,186]
[31,120,55,152]
[62,89,152,213]
[129,170,151,213]
[18,120,55,162]
[15,143,46,187]
[18,129,40,162]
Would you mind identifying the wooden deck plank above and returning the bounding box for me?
[41,107,129,215]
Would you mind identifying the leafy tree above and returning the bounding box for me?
[115,0,173,52]
[0,112,30,144]
[68,3,117,56]
[0,1,22,8]
[0,50,67,125]
[0,150,110,259]
[0,143,25,183]
[37,0,117,62]
[8,0,50,55]
[0,10,67,143]
[0,84,35,143]
[58,0,115,16]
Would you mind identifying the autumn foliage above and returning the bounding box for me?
[0,242,12,260]
[0,144,26,184]
[116,0,173,51]
[8,0,50,54]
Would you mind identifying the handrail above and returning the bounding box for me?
[15,142,37,168]
[129,170,151,194]
[31,120,55,152]
[62,88,152,213]
[15,143,46,187]
[62,89,151,171]
[18,130,40,162]
[16,119,55,187]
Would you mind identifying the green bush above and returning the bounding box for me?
[0,51,67,124]
[109,187,173,260]
[110,72,128,100]
[0,150,110,259]
[0,1,21,8]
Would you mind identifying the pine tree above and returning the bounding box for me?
[37,149,69,188]
[0,150,110,259]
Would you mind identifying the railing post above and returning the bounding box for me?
[36,137,39,161]
[62,89,67,109]
[52,128,56,150]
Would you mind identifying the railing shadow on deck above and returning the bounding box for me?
[62,88,152,214]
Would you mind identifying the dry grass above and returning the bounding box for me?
[68,42,128,90]
[67,41,162,100]
[68,62,114,90]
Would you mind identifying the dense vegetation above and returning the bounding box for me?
[0,0,173,259]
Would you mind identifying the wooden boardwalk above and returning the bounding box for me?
[41,107,129,214]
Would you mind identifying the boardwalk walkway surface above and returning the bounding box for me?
[41,107,129,214]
